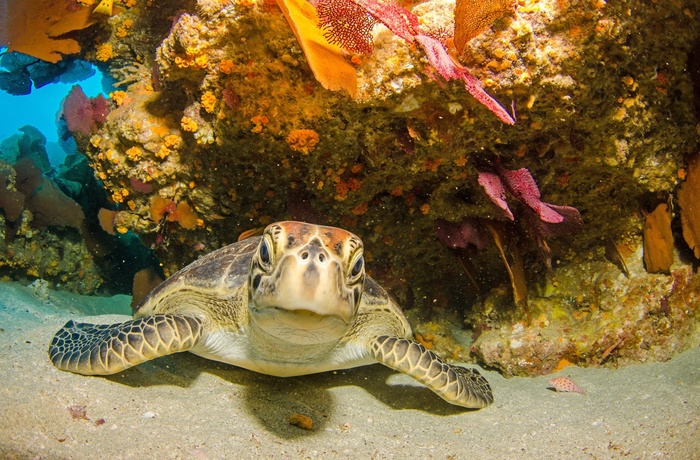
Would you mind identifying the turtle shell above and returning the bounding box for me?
[134,237,261,317]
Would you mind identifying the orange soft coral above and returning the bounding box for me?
[276,0,357,96]
[98,208,119,235]
[286,129,320,154]
[149,196,198,229]
[150,196,176,222]
[173,202,198,230]
[0,0,98,63]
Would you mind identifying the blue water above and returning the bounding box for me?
[0,52,107,165]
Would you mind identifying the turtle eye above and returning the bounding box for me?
[259,239,271,265]
[350,255,364,279]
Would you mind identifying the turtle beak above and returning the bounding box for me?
[265,249,354,325]
[252,238,357,326]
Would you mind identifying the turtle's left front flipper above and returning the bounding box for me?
[369,335,493,409]
[49,314,204,375]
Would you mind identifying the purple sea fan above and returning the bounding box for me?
[479,166,582,229]
[435,218,490,250]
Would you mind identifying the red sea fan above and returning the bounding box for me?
[317,0,376,55]
[62,85,95,135]
[62,85,111,136]
[90,94,110,124]
[347,0,420,42]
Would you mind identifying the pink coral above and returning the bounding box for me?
[496,167,567,224]
[62,85,111,136]
[478,166,582,229]
[477,171,513,220]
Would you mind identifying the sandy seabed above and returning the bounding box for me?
[0,280,698,459]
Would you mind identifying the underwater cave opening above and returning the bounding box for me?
[0,48,112,166]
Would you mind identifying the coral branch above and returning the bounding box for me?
[415,34,515,124]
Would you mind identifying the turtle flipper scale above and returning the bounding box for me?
[48,314,204,375]
[369,335,494,409]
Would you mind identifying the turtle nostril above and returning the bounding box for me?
[318,253,325,263]
[301,252,309,260]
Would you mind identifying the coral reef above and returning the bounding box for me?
[0,169,25,222]
[470,246,700,377]
[0,149,98,293]
[0,129,163,296]
[28,0,700,373]
[0,226,103,294]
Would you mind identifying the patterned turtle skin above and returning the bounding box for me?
[49,221,493,409]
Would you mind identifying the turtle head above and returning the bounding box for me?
[248,221,365,344]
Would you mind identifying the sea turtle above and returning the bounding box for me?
[49,221,493,408]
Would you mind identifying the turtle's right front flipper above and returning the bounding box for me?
[369,335,494,409]
[49,314,204,375]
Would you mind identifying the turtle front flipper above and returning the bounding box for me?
[49,314,204,375]
[369,335,493,409]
